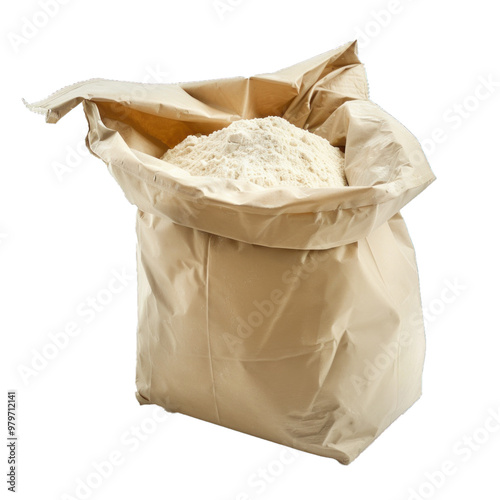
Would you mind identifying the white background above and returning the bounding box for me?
[2,1,500,499]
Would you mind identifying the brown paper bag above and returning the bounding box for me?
[26,41,435,464]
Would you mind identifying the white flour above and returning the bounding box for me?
[161,116,347,188]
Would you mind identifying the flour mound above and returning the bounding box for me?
[161,116,347,188]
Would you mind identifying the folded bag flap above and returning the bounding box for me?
[25,41,435,250]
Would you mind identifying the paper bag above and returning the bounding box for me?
[26,41,435,464]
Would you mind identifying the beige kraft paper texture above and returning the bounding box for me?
[26,41,435,464]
